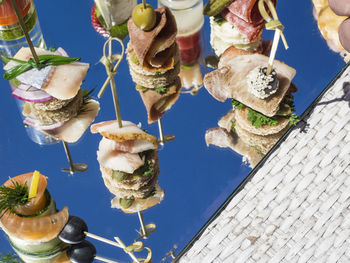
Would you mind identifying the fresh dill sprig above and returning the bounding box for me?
[0,180,29,218]
[289,113,300,126]
[76,89,94,117]
[0,252,24,263]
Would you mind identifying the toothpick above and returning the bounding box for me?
[61,141,88,174]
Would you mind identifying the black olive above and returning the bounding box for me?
[59,216,88,244]
[67,240,96,263]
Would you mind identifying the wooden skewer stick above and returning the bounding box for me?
[9,0,39,64]
[138,211,148,238]
[114,237,141,263]
[266,29,281,75]
[61,141,88,174]
[84,232,140,263]
[95,256,120,263]
[157,119,175,146]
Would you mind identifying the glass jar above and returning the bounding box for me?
[158,0,205,92]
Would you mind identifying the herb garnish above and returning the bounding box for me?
[213,14,225,26]
[0,180,29,218]
[155,86,168,95]
[232,98,300,128]
[75,89,94,117]
[0,252,24,263]
[3,55,81,80]
[248,108,278,128]
[232,99,245,110]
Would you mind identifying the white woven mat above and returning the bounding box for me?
[178,66,350,263]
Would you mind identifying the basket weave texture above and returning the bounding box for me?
[179,66,350,263]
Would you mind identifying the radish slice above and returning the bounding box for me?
[12,86,53,103]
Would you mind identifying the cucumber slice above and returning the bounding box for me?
[12,245,69,263]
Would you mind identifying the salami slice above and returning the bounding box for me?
[222,8,264,41]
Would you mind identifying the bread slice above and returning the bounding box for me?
[204,53,296,116]
[234,107,290,136]
[235,121,289,154]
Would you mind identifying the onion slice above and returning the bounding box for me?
[24,114,66,131]
[12,85,53,103]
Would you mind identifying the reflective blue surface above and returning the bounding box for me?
[0,0,345,262]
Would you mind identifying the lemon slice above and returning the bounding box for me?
[29,170,40,199]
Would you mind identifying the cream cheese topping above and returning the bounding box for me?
[247,66,279,99]
[210,17,261,56]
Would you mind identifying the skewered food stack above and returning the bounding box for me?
[204,46,298,167]
[127,4,181,123]
[0,172,70,262]
[91,120,164,213]
[204,0,276,56]
[3,47,100,144]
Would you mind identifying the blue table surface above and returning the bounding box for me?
[0,0,345,262]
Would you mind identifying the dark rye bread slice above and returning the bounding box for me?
[138,77,182,123]
[128,6,177,69]
[204,52,296,117]
[234,107,290,136]
[31,89,83,125]
[32,95,76,111]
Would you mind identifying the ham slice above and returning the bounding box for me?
[128,7,177,70]
[4,47,89,100]
[204,53,296,117]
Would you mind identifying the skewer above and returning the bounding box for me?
[157,119,175,146]
[85,233,139,263]
[258,0,288,75]
[61,141,88,174]
[138,211,148,238]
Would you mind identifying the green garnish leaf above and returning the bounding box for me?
[3,55,81,80]
[232,99,245,110]
[155,86,168,95]
[289,113,300,126]
[213,14,226,26]
[0,252,24,263]
[247,108,278,128]
[75,89,94,117]
[155,71,161,76]
[49,46,56,52]
[0,180,29,218]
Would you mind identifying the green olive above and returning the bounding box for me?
[132,3,157,31]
